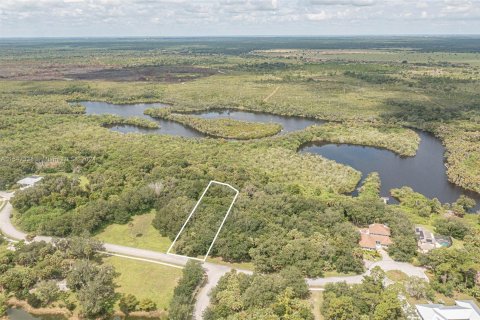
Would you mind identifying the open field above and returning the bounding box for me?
[104,255,182,311]
[96,213,171,252]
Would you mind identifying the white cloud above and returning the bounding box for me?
[307,10,330,20]
[0,0,479,36]
[307,0,376,6]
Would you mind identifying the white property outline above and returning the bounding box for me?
[166,180,239,262]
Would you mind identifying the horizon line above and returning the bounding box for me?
[1,33,480,40]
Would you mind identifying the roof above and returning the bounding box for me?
[368,223,391,236]
[17,176,43,186]
[416,300,480,320]
[416,226,434,241]
[359,233,377,249]
[359,233,392,249]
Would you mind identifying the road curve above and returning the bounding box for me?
[0,197,427,319]
[0,199,250,319]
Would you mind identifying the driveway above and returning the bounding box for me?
[308,249,428,287]
[0,191,14,201]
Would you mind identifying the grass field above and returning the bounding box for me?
[205,257,255,271]
[96,213,171,252]
[104,256,182,311]
[310,291,324,320]
[386,270,409,283]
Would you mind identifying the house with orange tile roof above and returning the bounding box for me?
[359,223,392,250]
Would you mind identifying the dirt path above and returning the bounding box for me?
[263,86,280,102]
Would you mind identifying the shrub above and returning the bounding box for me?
[169,261,205,320]
[137,298,157,312]
[434,218,470,240]
[27,293,42,308]
[119,294,139,314]
[0,294,7,316]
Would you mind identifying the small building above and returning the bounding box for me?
[17,176,43,190]
[416,300,480,320]
[359,223,392,250]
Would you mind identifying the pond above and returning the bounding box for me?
[6,308,66,320]
[299,130,480,210]
[6,308,162,320]
[81,102,323,138]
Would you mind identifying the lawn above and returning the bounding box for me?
[104,255,183,311]
[95,212,171,252]
[386,270,409,283]
[205,256,255,271]
[310,291,324,320]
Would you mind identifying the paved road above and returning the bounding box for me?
[0,191,13,201]
[0,196,427,319]
[0,199,250,319]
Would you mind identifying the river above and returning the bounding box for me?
[81,102,322,137]
[299,130,480,210]
[82,101,480,210]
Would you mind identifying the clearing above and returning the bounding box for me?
[105,255,182,311]
[96,212,171,252]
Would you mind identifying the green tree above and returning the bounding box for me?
[323,295,360,320]
[405,276,431,300]
[434,218,470,240]
[455,195,476,213]
[388,235,418,262]
[54,234,104,260]
[271,288,313,320]
[169,261,205,320]
[373,289,404,320]
[34,280,60,307]
[279,267,310,299]
[137,298,157,311]
[0,266,37,294]
[119,294,139,314]
[75,264,117,318]
[0,293,7,317]
[66,260,98,291]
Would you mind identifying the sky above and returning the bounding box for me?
[1,0,480,37]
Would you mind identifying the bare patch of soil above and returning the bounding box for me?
[0,64,217,82]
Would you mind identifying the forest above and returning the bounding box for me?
[1,37,480,318]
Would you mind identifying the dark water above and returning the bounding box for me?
[6,308,161,320]
[82,101,479,210]
[81,101,202,137]
[300,130,480,210]
[6,308,65,320]
[81,102,321,137]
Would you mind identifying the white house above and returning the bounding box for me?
[416,300,480,320]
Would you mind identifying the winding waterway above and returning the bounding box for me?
[81,102,321,137]
[81,101,202,137]
[300,130,480,210]
[82,101,480,210]
[192,109,321,134]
